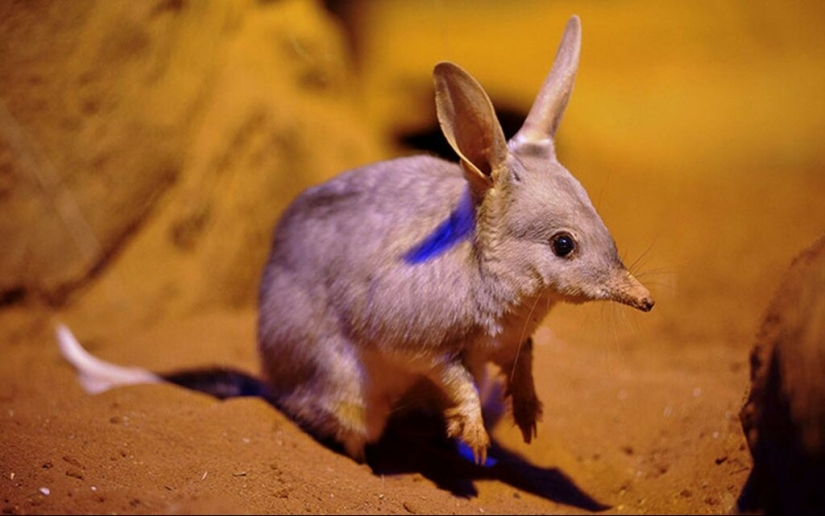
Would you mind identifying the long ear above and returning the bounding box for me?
[434,61,508,193]
[512,15,581,145]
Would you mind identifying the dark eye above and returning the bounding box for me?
[551,232,576,258]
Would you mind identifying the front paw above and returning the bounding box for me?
[512,391,543,443]
[444,407,491,465]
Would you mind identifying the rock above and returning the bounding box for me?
[738,235,825,514]
[0,0,388,318]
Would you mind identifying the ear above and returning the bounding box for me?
[433,61,509,194]
[512,15,581,145]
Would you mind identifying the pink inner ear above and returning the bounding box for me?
[433,62,508,183]
[455,119,495,177]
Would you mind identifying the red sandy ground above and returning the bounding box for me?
[3,165,824,514]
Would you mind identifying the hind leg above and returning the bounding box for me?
[274,363,373,461]
[258,273,383,461]
[259,325,377,462]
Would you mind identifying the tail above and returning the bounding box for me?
[56,323,162,394]
[55,324,269,400]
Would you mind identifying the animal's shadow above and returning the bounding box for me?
[164,368,608,511]
[362,406,610,512]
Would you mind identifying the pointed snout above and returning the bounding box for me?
[607,270,655,312]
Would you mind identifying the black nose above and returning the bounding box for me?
[639,297,655,312]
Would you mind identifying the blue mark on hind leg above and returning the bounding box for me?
[403,187,475,264]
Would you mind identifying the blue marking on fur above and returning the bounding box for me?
[403,188,475,264]
[456,440,498,467]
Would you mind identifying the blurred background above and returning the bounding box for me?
[1,0,823,345]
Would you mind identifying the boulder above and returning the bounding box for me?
[0,0,387,320]
[738,235,825,514]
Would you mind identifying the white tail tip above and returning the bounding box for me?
[55,323,161,394]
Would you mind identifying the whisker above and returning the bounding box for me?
[621,239,683,301]
[627,238,658,274]
[511,294,543,383]
[632,267,673,278]
[594,169,613,213]
[600,302,620,353]
[638,280,676,293]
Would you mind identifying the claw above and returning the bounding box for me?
[476,445,487,466]
[444,406,491,465]
[519,422,537,444]
[513,394,543,444]
[457,440,496,467]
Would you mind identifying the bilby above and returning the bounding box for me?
[57,15,653,465]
